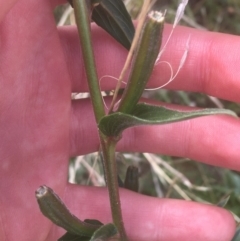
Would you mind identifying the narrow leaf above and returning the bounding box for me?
[99,103,237,137]
[117,11,164,113]
[91,0,135,49]
[58,232,89,241]
[84,219,104,226]
[90,223,118,241]
[36,186,101,237]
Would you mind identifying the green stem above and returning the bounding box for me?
[73,0,105,123]
[100,136,128,241]
[73,1,128,240]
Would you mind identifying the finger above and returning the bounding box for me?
[51,0,67,8]
[47,184,235,241]
[0,0,68,22]
[58,25,129,93]
[59,24,240,102]
[0,0,18,22]
[0,2,71,240]
[119,115,240,171]
[70,98,240,171]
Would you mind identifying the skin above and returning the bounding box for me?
[0,0,239,240]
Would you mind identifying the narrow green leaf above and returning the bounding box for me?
[90,223,118,241]
[117,11,164,113]
[99,103,237,137]
[84,219,104,226]
[124,166,139,192]
[231,227,240,241]
[36,186,101,237]
[91,0,135,49]
[58,232,89,241]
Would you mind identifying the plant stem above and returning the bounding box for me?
[100,136,128,241]
[73,1,128,240]
[73,0,105,123]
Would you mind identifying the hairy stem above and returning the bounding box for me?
[100,136,128,241]
[73,1,128,240]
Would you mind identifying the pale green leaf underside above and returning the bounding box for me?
[90,223,118,241]
[99,103,237,137]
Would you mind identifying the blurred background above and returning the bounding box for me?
[54,0,240,222]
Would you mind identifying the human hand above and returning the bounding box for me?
[0,1,239,241]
